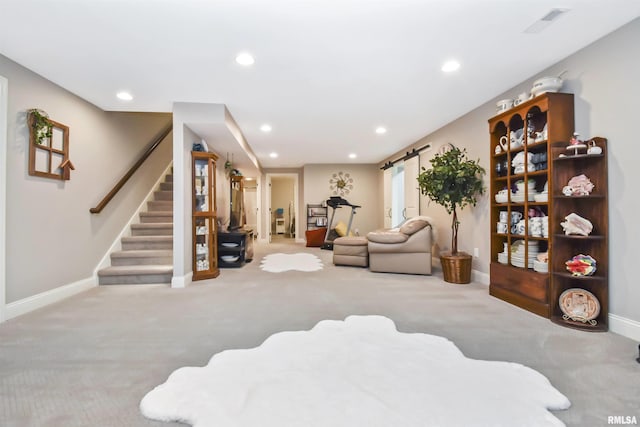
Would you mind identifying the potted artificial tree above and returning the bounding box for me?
[417,145,485,284]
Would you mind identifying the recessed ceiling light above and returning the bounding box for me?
[375,127,387,135]
[441,60,461,73]
[349,153,357,159]
[235,52,255,66]
[260,124,272,133]
[116,91,133,101]
[269,152,278,158]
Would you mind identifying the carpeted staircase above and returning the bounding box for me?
[98,173,173,285]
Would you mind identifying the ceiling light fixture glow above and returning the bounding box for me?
[269,152,278,158]
[375,127,387,135]
[235,52,255,66]
[260,124,272,132]
[349,153,357,159]
[441,60,460,73]
[116,91,133,101]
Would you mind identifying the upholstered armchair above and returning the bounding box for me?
[366,216,434,275]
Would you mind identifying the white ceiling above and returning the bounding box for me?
[1,0,639,170]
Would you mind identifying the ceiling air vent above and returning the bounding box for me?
[524,8,570,34]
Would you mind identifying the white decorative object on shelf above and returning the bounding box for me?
[587,139,602,155]
[560,213,593,236]
[562,174,594,196]
[531,75,563,97]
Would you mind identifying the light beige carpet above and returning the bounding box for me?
[0,241,638,426]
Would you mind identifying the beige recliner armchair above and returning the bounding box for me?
[366,216,434,275]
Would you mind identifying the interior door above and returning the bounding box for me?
[403,155,420,220]
[383,168,392,228]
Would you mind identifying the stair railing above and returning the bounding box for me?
[90,123,173,214]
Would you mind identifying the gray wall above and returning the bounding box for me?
[381,18,640,325]
[303,164,381,236]
[1,54,172,302]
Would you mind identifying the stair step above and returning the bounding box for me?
[154,190,173,201]
[131,223,172,236]
[140,211,172,223]
[159,182,173,191]
[98,265,172,285]
[164,174,173,183]
[110,249,173,266]
[121,236,173,250]
[147,200,172,211]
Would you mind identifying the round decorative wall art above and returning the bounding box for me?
[329,171,354,196]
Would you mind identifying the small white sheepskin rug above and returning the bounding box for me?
[140,315,570,427]
[259,252,323,272]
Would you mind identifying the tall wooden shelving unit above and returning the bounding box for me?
[489,93,609,331]
[488,93,574,318]
[192,151,219,281]
[550,137,609,331]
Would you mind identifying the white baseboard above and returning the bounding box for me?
[171,272,192,288]
[609,314,640,342]
[5,276,96,321]
[472,269,490,285]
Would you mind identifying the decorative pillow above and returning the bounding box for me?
[305,227,327,247]
[400,219,430,235]
[334,221,348,237]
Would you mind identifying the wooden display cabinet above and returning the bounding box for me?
[192,151,219,280]
[550,137,608,331]
[488,93,574,318]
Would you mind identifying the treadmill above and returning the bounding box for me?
[321,196,361,250]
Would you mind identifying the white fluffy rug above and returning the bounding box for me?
[140,316,570,427]
[259,252,323,272]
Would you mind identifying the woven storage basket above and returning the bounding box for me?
[440,252,472,284]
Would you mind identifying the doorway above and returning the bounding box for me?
[385,154,421,228]
[265,173,298,243]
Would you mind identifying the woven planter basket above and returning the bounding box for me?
[440,252,472,284]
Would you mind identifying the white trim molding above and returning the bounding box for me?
[5,277,96,320]
[472,269,490,286]
[609,314,640,342]
[171,272,192,288]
